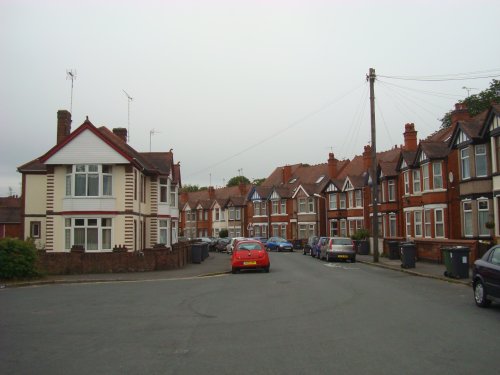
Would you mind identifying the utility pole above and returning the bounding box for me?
[368,68,379,263]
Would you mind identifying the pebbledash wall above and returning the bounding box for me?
[36,242,191,275]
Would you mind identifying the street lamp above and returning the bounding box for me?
[313,194,327,237]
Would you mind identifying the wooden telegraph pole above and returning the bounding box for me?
[368,68,379,263]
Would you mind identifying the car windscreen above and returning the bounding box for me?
[237,243,264,251]
[332,238,352,245]
[274,237,287,242]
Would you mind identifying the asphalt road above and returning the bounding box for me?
[1,251,499,375]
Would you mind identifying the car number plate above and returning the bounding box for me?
[338,255,348,259]
[244,261,257,265]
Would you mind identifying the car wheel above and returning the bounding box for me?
[232,268,239,274]
[351,257,356,263]
[264,266,270,273]
[474,280,491,307]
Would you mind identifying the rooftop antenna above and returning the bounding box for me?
[238,168,243,176]
[66,69,77,113]
[123,90,133,142]
[462,86,477,97]
[149,128,160,152]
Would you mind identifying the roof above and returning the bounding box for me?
[0,207,21,224]
[419,141,450,160]
[18,117,179,183]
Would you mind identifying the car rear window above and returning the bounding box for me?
[332,238,352,245]
[238,243,264,251]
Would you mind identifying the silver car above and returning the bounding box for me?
[320,237,356,262]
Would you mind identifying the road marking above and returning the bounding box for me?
[324,263,359,270]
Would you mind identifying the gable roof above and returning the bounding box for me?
[18,117,179,181]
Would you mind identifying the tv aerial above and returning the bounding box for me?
[123,90,133,142]
[66,69,77,113]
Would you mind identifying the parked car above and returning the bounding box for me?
[226,237,247,254]
[251,237,268,245]
[215,238,231,252]
[472,245,500,307]
[231,240,270,274]
[303,236,319,255]
[320,237,356,262]
[313,237,329,258]
[266,237,293,252]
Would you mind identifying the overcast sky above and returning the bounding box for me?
[1,0,500,196]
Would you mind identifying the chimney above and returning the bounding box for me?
[238,182,247,196]
[450,103,472,125]
[327,152,338,178]
[180,191,188,205]
[208,186,215,199]
[57,110,72,144]
[282,165,292,184]
[363,145,372,171]
[113,128,128,143]
[403,123,418,151]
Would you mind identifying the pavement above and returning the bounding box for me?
[1,250,472,288]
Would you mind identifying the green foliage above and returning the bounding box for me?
[219,229,229,238]
[181,184,200,193]
[0,238,40,279]
[227,176,250,187]
[351,228,370,241]
[252,178,266,186]
[441,79,500,128]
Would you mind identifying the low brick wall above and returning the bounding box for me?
[36,242,191,275]
[382,237,484,264]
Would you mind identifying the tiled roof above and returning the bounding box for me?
[18,119,179,182]
[459,120,483,140]
[0,207,21,224]
[420,141,449,159]
[380,161,398,178]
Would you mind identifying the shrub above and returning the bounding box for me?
[351,228,370,241]
[0,238,40,279]
[219,229,229,238]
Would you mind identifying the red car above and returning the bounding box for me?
[231,240,270,274]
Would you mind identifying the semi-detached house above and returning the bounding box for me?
[18,110,181,252]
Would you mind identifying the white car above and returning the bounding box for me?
[226,237,247,254]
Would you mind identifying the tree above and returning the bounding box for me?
[180,184,200,193]
[226,176,250,187]
[441,79,500,128]
[219,229,228,238]
[252,178,266,186]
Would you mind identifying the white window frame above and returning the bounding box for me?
[435,209,444,238]
[329,193,337,210]
[65,217,112,251]
[422,164,430,191]
[405,211,412,238]
[424,209,432,238]
[159,219,169,245]
[388,180,395,201]
[461,147,471,180]
[478,200,490,236]
[412,169,421,194]
[432,162,443,189]
[404,171,410,195]
[339,193,346,209]
[414,211,422,237]
[463,201,473,237]
[475,144,487,177]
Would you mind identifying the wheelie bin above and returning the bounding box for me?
[441,246,470,279]
[400,242,416,269]
[191,243,203,264]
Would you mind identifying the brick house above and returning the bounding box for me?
[17,110,181,252]
[0,196,22,239]
[179,184,252,238]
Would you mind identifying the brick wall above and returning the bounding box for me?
[36,242,191,275]
[383,237,483,264]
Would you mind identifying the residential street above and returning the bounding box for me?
[1,252,499,375]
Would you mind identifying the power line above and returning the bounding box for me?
[378,68,500,82]
[186,81,366,178]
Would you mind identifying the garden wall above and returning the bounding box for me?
[36,242,192,275]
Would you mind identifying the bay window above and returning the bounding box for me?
[329,193,337,210]
[422,164,430,191]
[388,180,395,201]
[65,217,112,251]
[432,162,443,189]
[66,164,113,197]
[460,148,470,180]
[159,177,168,203]
[478,200,490,236]
[412,170,421,193]
[414,211,422,237]
[159,219,169,244]
[435,209,444,238]
[475,145,487,177]
[463,202,473,237]
[424,209,432,237]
